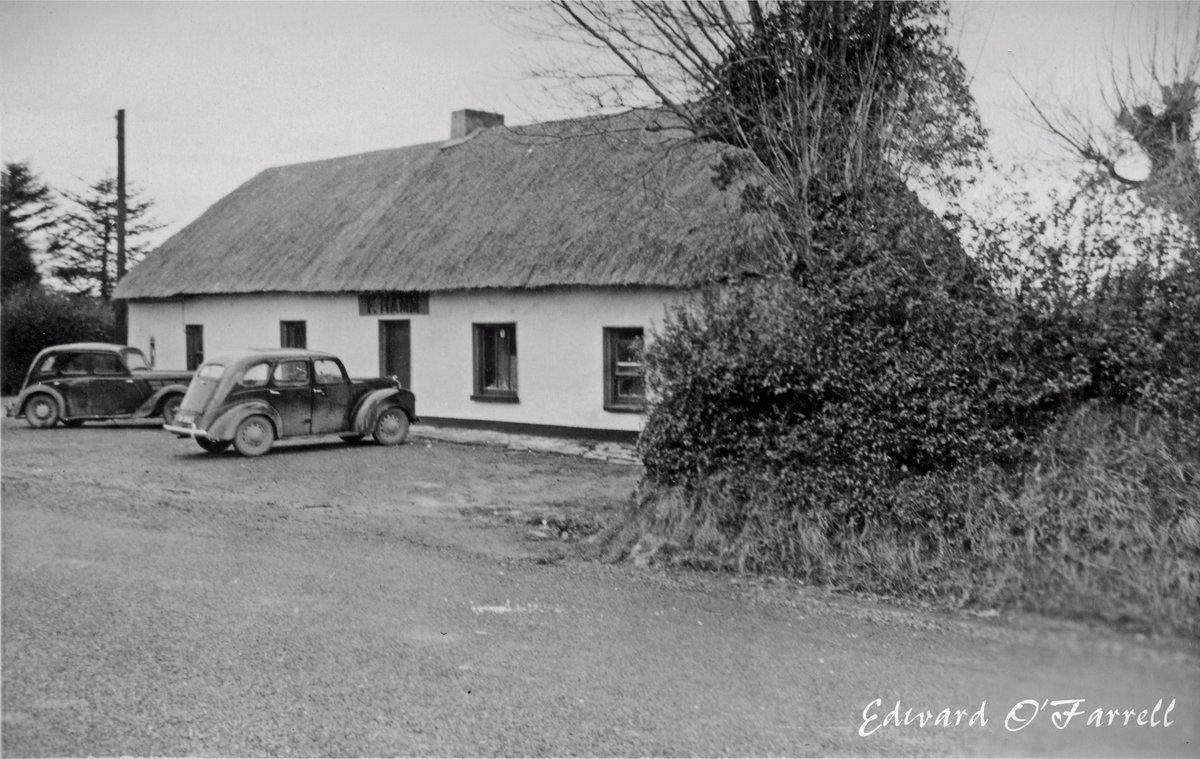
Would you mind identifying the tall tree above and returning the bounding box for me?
[48,174,162,299]
[544,0,987,275]
[1021,4,1198,239]
[1,162,55,294]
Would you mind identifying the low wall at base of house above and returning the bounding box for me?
[418,415,638,444]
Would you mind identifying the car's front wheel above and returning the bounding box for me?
[161,394,183,426]
[24,394,60,428]
[233,415,275,457]
[197,437,232,454]
[373,407,410,446]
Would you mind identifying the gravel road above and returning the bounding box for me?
[2,415,1197,757]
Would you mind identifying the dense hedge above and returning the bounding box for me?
[1,284,114,394]
[626,182,1200,634]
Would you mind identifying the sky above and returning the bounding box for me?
[1,1,1194,250]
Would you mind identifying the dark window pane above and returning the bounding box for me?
[92,353,123,375]
[61,354,90,375]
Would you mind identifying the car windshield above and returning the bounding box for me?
[123,349,151,370]
[197,363,225,380]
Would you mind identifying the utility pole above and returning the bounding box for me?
[114,108,128,342]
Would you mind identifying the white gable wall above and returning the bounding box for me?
[126,287,689,433]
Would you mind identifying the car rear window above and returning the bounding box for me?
[272,360,310,387]
[197,364,225,380]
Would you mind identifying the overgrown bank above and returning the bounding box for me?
[607,405,1199,636]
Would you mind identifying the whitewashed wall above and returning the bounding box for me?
[126,287,690,433]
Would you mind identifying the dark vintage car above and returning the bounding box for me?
[164,348,417,457]
[7,342,192,428]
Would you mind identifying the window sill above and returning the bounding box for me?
[604,402,646,414]
[471,393,520,404]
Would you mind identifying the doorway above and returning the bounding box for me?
[378,320,411,389]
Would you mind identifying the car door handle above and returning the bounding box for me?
[314,388,326,396]
[269,390,280,395]
[125,379,135,384]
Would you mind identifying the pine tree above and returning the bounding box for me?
[1,162,55,294]
[48,175,163,299]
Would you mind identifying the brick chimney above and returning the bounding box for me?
[450,109,504,140]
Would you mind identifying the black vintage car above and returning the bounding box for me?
[6,343,192,428]
[164,348,417,457]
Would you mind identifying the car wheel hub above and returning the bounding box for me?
[242,424,266,445]
[32,402,51,420]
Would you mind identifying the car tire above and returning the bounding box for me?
[233,415,275,457]
[197,437,231,454]
[161,394,183,426]
[373,407,410,446]
[24,394,60,428]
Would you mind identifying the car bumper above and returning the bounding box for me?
[164,422,211,439]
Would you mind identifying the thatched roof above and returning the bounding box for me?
[114,109,778,300]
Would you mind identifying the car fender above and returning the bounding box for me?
[207,402,284,442]
[352,388,416,435]
[133,384,190,418]
[9,384,68,418]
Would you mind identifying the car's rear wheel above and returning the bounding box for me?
[197,437,231,454]
[233,415,275,457]
[24,394,59,428]
[161,394,183,426]
[373,407,410,446]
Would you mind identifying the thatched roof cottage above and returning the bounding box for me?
[114,108,772,438]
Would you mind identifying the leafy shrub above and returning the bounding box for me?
[640,270,1096,489]
[1,284,114,393]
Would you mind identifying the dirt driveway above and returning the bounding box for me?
[2,416,1197,757]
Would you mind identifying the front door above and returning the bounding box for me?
[269,359,313,437]
[85,351,142,416]
[311,358,353,434]
[379,320,411,389]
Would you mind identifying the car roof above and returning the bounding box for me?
[36,342,133,353]
[203,348,340,368]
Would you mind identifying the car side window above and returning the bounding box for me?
[313,359,346,385]
[240,363,269,388]
[35,354,61,375]
[272,360,310,387]
[61,354,91,376]
[92,353,125,375]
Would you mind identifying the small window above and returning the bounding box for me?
[61,354,91,376]
[239,363,269,388]
[35,354,61,375]
[197,363,225,380]
[92,353,125,375]
[281,321,307,349]
[123,349,151,371]
[604,327,646,412]
[272,360,310,387]
[472,323,518,402]
[313,359,346,385]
